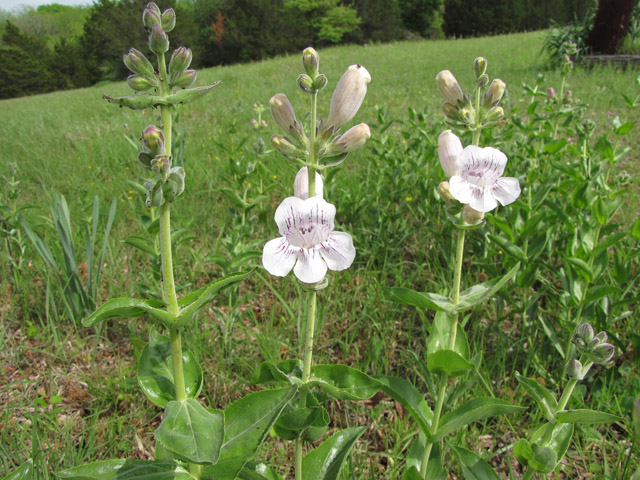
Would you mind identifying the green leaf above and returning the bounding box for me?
[202,388,296,480]
[427,350,474,377]
[155,399,224,465]
[274,405,329,441]
[3,460,33,480]
[82,298,174,328]
[250,360,303,386]
[565,257,593,282]
[614,120,635,135]
[163,83,220,106]
[103,84,220,110]
[310,365,380,401]
[513,439,556,473]
[433,398,525,442]
[515,373,557,422]
[124,235,158,257]
[176,271,251,325]
[137,332,203,407]
[530,422,574,466]
[427,312,470,359]
[237,463,283,480]
[456,263,520,311]
[632,218,640,239]
[488,235,526,262]
[555,409,623,424]
[54,459,194,480]
[373,375,433,436]
[543,138,567,154]
[450,445,501,480]
[302,427,366,480]
[402,467,423,480]
[384,287,455,312]
[592,231,627,255]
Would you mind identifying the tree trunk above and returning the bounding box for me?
[586,0,636,54]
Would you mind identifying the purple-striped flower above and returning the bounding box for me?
[448,145,521,213]
[262,196,355,284]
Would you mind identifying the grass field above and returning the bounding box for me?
[1,30,639,479]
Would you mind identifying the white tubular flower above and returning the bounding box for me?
[262,196,356,284]
[270,93,297,134]
[448,145,521,213]
[435,70,464,105]
[437,130,463,178]
[326,64,371,129]
[294,167,324,199]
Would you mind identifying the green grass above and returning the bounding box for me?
[1,30,639,478]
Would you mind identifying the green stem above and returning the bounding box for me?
[308,91,318,197]
[296,289,318,480]
[421,229,466,477]
[472,81,482,146]
[521,467,536,480]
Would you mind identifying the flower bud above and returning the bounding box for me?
[564,89,573,104]
[297,73,314,93]
[484,79,506,107]
[458,107,475,124]
[313,74,328,91]
[441,101,459,120]
[476,74,489,88]
[271,134,301,159]
[474,57,487,78]
[161,8,176,32]
[169,47,192,79]
[437,181,456,203]
[483,106,504,124]
[142,7,161,29]
[326,64,371,129]
[590,343,615,364]
[435,70,464,105]
[302,47,319,77]
[566,358,584,380]
[294,167,324,199]
[127,74,156,92]
[172,69,197,88]
[547,87,556,99]
[573,323,594,351]
[326,123,370,154]
[146,2,161,16]
[437,130,463,178]
[149,23,169,54]
[138,151,153,169]
[142,125,165,155]
[462,205,484,225]
[151,154,171,173]
[270,94,297,134]
[124,48,155,78]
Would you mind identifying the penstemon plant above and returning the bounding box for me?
[384,57,526,479]
[249,47,383,479]
[52,4,297,480]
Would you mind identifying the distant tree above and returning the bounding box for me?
[399,0,445,38]
[344,0,404,43]
[586,0,635,53]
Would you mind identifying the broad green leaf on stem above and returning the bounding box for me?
[383,287,455,312]
[404,437,444,480]
[54,459,195,480]
[250,360,303,386]
[427,350,474,377]
[513,439,556,473]
[401,467,423,480]
[433,398,525,442]
[487,235,526,262]
[632,218,640,239]
[237,463,283,480]
[592,231,627,255]
[163,83,221,106]
[103,84,220,110]
[155,399,224,465]
[543,138,567,154]
[302,427,366,480]
[554,409,623,424]
[515,373,557,422]
[176,270,252,325]
[310,365,381,401]
[457,263,521,312]
[273,405,329,441]
[427,312,470,359]
[373,375,433,436]
[450,445,501,480]
[530,422,574,467]
[2,459,33,480]
[137,332,203,408]
[201,388,295,480]
[124,235,158,257]
[404,432,426,472]
[565,257,593,283]
[82,298,174,328]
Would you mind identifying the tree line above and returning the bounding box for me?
[0,0,591,99]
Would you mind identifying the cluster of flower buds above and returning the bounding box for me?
[123,3,197,92]
[269,47,371,169]
[435,57,505,130]
[137,125,185,207]
[572,323,616,365]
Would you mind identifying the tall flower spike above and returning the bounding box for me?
[294,167,324,199]
[437,130,463,178]
[326,64,371,130]
[262,196,355,284]
[448,145,521,213]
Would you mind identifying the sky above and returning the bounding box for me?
[0,0,90,12]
